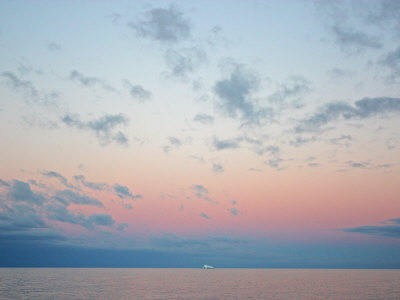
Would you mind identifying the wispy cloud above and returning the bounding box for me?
[296,97,400,133]
[62,113,129,146]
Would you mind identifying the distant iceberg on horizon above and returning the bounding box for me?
[202,264,214,269]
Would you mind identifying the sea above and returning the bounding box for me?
[0,268,399,299]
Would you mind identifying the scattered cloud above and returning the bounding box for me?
[165,47,207,77]
[74,175,107,191]
[200,212,211,220]
[379,46,400,80]
[212,137,240,151]
[228,207,239,216]
[214,64,269,123]
[129,5,191,44]
[69,70,115,92]
[8,180,44,205]
[331,25,382,53]
[191,184,212,202]
[193,114,214,125]
[41,170,74,188]
[342,217,400,238]
[114,184,142,200]
[54,189,103,207]
[62,113,129,146]
[268,76,311,107]
[1,71,58,107]
[47,42,62,53]
[123,80,152,101]
[296,97,400,133]
[212,163,224,174]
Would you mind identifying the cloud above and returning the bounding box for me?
[193,114,214,125]
[62,113,129,146]
[331,25,382,53]
[1,71,58,107]
[47,42,61,53]
[124,80,152,101]
[41,170,74,188]
[212,137,240,150]
[47,204,115,230]
[290,136,317,147]
[330,135,353,145]
[212,163,224,174]
[191,184,211,202]
[200,212,212,220]
[114,184,142,200]
[0,179,10,187]
[268,76,311,107]
[165,47,207,77]
[296,97,400,132]
[327,67,353,79]
[379,46,400,79]
[74,175,107,191]
[227,207,239,216]
[342,218,400,238]
[129,5,191,44]
[256,146,282,170]
[54,189,103,207]
[8,180,44,205]
[214,64,268,123]
[69,70,115,91]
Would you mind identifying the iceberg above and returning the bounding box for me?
[202,265,214,269]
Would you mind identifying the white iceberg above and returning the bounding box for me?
[202,264,214,269]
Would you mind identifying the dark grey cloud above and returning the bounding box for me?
[41,170,74,188]
[114,184,142,201]
[193,114,214,125]
[214,64,269,123]
[124,80,152,101]
[343,217,400,238]
[212,163,224,174]
[1,71,58,106]
[296,97,400,132]
[74,175,107,191]
[62,113,129,146]
[200,212,211,220]
[331,25,382,53]
[47,204,115,230]
[129,5,191,44]
[0,203,46,232]
[165,47,207,77]
[191,184,211,202]
[69,70,115,92]
[54,189,103,207]
[8,180,43,205]
[212,137,240,151]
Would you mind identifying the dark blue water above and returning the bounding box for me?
[0,268,399,299]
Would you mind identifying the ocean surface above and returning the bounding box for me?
[0,268,399,299]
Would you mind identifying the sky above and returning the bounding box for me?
[0,0,399,268]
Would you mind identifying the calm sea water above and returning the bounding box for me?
[0,268,399,299]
